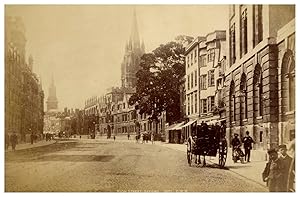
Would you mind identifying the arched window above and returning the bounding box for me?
[253,64,263,117]
[285,52,295,111]
[229,81,236,123]
[240,73,247,121]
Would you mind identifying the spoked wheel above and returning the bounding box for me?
[218,138,228,168]
[187,141,193,166]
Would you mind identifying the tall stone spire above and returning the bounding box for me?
[46,74,58,111]
[129,8,140,51]
[120,9,144,88]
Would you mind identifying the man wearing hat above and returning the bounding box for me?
[242,131,254,162]
[278,144,293,191]
[262,148,284,192]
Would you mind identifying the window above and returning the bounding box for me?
[253,5,263,47]
[187,56,190,68]
[230,81,236,122]
[199,55,207,67]
[259,131,263,142]
[144,123,146,131]
[208,70,215,87]
[195,91,197,113]
[203,75,207,89]
[195,70,197,86]
[253,64,263,117]
[191,53,193,65]
[240,73,248,120]
[123,103,126,109]
[207,96,215,112]
[194,49,197,63]
[202,99,207,113]
[187,95,190,115]
[207,49,215,62]
[230,23,236,65]
[187,75,190,90]
[240,8,248,57]
[191,72,193,88]
[191,93,194,114]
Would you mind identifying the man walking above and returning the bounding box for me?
[30,132,34,144]
[278,144,293,191]
[242,131,254,162]
[10,132,18,151]
[262,148,285,191]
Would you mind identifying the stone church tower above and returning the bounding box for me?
[46,75,58,111]
[121,10,145,88]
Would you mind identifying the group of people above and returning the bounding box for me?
[5,132,18,151]
[134,132,155,144]
[231,131,254,162]
[231,131,293,192]
[262,144,293,192]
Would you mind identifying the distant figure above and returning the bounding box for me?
[262,149,284,192]
[30,132,34,144]
[142,133,145,144]
[127,133,130,140]
[278,144,293,191]
[242,131,254,162]
[135,135,139,143]
[80,135,82,139]
[5,133,10,149]
[10,132,18,151]
[113,135,116,141]
[151,133,154,144]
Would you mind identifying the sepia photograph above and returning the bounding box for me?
[3,2,296,192]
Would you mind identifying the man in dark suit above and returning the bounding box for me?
[262,149,284,192]
[278,144,293,191]
[242,131,254,162]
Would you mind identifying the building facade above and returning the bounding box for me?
[183,31,226,141]
[225,5,295,149]
[5,16,44,142]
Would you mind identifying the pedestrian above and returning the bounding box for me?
[5,133,10,149]
[30,132,34,144]
[262,148,285,192]
[80,135,82,139]
[151,133,154,144]
[242,131,254,162]
[127,133,130,140]
[142,133,145,144]
[278,144,293,191]
[10,132,18,151]
[113,135,116,141]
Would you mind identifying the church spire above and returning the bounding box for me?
[130,8,140,50]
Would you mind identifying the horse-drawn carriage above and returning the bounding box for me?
[186,122,228,168]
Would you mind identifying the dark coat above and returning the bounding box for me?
[242,136,254,150]
[280,155,293,191]
[262,158,285,192]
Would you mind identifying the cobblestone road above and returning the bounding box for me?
[5,139,267,192]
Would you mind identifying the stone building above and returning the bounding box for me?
[183,31,226,141]
[224,5,295,149]
[5,16,44,142]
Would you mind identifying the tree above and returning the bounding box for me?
[129,35,194,124]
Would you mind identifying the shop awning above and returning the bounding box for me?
[166,122,185,131]
[182,120,197,128]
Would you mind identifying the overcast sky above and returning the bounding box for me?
[5,5,228,110]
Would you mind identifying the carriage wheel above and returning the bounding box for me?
[218,139,228,168]
[187,141,193,166]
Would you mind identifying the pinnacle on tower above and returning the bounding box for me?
[130,8,140,50]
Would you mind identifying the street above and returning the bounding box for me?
[5,139,267,192]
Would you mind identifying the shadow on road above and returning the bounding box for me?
[5,141,78,162]
[37,155,115,162]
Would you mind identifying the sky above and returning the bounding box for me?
[5,5,228,110]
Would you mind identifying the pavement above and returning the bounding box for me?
[93,134,268,187]
[5,140,57,153]
[6,134,268,188]
[5,138,267,192]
